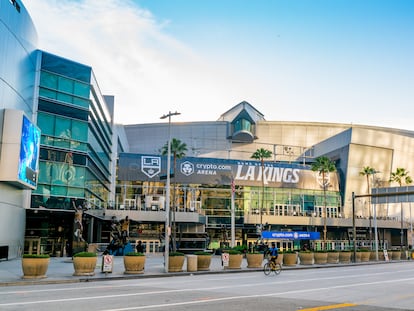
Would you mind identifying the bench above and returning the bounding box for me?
[0,245,8,261]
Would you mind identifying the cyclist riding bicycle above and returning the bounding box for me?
[267,242,278,267]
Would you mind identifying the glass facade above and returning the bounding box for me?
[32,51,113,211]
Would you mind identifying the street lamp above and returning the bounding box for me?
[160,111,180,273]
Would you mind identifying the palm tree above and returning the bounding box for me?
[311,156,336,249]
[161,138,188,252]
[389,167,413,249]
[251,148,272,230]
[359,166,376,248]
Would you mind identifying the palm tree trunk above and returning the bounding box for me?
[323,172,327,250]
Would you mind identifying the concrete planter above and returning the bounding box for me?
[360,251,371,262]
[392,251,401,260]
[73,256,97,276]
[124,255,146,274]
[246,253,264,268]
[314,252,328,264]
[299,252,314,265]
[339,252,352,263]
[197,255,212,271]
[283,253,297,266]
[327,252,339,264]
[168,255,185,272]
[22,257,50,279]
[226,254,243,269]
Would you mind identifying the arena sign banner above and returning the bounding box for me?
[118,153,339,191]
[261,231,321,240]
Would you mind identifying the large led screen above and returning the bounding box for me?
[18,115,41,187]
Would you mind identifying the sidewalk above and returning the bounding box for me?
[0,254,396,287]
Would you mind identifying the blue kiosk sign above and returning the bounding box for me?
[261,231,320,240]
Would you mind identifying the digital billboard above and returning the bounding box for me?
[0,109,41,189]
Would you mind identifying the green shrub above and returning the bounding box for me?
[125,252,145,256]
[169,251,185,256]
[73,251,97,257]
[223,249,241,255]
[194,251,212,256]
[22,254,50,259]
[282,249,296,254]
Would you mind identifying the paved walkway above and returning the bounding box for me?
[0,254,401,287]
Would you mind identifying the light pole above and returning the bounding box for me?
[160,111,180,273]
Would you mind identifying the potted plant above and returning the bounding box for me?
[327,250,339,264]
[282,250,297,266]
[391,249,401,260]
[194,251,212,271]
[73,251,97,276]
[298,250,314,265]
[358,249,371,262]
[314,250,328,264]
[21,254,50,279]
[339,250,352,263]
[124,252,146,274]
[223,249,243,269]
[246,250,264,268]
[168,251,185,272]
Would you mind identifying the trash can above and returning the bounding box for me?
[186,255,197,272]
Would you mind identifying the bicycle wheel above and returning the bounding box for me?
[263,263,271,275]
[273,263,282,275]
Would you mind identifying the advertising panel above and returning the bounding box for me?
[0,110,40,189]
[118,153,339,191]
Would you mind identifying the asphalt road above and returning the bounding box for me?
[1,262,414,311]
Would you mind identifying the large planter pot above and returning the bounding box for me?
[360,251,371,262]
[314,252,328,264]
[392,251,401,260]
[197,255,212,271]
[168,255,185,272]
[339,252,352,263]
[124,255,146,274]
[246,253,264,268]
[73,256,97,276]
[299,252,314,265]
[283,253,297,266]
[276,253,284,265]
[22,257,50,279]
[327,252,339,264]
[227,254,243,269]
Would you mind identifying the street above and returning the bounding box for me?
[1,262,414,310]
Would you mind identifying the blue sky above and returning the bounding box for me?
[25,0,414,129]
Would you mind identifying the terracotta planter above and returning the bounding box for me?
[299,252,314,265]
[73,257,97,276]
[197,255,212,271]
[246,253,264,268]
[339,252,352,263]
[327,252,339,264]
[314,252,328,264]
[22,257,50,279]
[226,254,243,269]
[124,255,146,274]
[355,251,362,262]
[168,255,185,272]
[360,251,371,262]
[283,253,297,266]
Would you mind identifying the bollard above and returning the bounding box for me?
[186,255,197,272]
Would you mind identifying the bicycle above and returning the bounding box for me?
[263,256,282,276]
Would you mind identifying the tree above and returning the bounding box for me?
[311,156,336,249]
[359,166,376,248]
[251,148,272,231]
[389,167,412,249]
[161,138,187,252]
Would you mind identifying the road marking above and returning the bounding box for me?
[299,303,358,311]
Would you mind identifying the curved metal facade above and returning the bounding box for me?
[0,0,37,258]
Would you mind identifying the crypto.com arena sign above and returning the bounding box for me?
[118,153,339,191]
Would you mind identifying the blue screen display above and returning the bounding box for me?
[18,115,41,188]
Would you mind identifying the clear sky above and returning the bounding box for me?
[25,0,414,130]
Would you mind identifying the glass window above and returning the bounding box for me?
[67,187,85,197]
[58,76,73,93]
[40,71,58,89]
[72,120,88,142]
[74,81,90,98]
[39,88,57,100]
[50,185,68,196]
[56,92,73,104]
[37,113,55,136]
[72,97,90,109]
